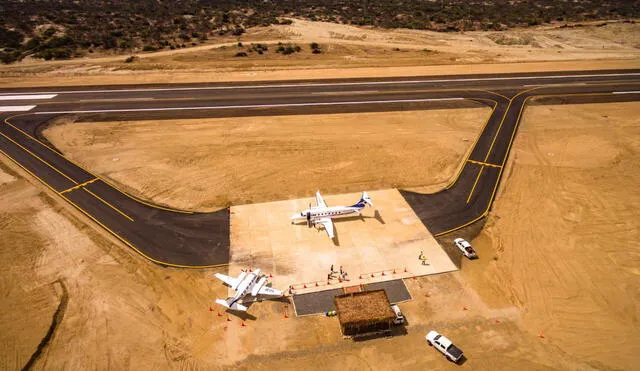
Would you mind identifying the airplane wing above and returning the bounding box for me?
[257,286,282,297]
[317,218,335,239]
[315,191,328,208]
[214,273,239,289]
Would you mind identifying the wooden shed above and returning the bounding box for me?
[334,290,395,337]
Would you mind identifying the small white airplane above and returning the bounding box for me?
[214,269,282,312]
[290,191,373,239]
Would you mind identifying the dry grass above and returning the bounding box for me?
[1,20,639,87]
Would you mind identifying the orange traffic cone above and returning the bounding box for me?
[371,273,375,278]
[404,267,407,273]
[463,306,468,311]
[381,272,385,276]
[226,316,231,322]
[538,332,545,339]
[393,269,396,274]
[359,275,362,279]
[209,307,214,312]
[303,284,307,288]
[424,293,430,297]
[315,282,319,287]
[217,312,222,317]
[269,273,273,278]
[241,322,246,327]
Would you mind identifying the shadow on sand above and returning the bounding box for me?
[352,325,408,342]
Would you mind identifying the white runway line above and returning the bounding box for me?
[523,83,587,87]
[0,105,37,112]
[613,91,640,94]
[6,72,640,95]
[0,94,57,100]
[34,97,465,115]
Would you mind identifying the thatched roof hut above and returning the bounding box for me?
[334,290,395,337]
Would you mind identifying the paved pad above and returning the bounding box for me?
[229,189,457,295]
[292,279,411,316]
[292,288,344,316]
[364,279,412,304]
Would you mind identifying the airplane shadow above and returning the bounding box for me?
[329,209,385,225]
[331,227,340,246]
[225,308,257,321]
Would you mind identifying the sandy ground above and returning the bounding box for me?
[229,189,457,296]
[464,101,640,369]
[44,108,489,211]
[1,101,639,369]
[1,20,639,87]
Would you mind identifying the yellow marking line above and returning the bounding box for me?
[466,167,484,204]
[1,147,224,268]
[0,130,78,185]
[3,115,194,214]
[60,178,98,194]
[445,98,499,190]
[467,159,502,169]
[438,88,625,235]
[81,188,134,222]
[0,148,64,196]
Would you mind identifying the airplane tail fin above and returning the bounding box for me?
[215,298,248,312]
[352,191,373,208]
[361,192,373,207]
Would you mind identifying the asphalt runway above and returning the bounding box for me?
[1,69,639,267]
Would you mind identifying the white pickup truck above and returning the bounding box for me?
[454,238,478,259]
[426,330,464,363]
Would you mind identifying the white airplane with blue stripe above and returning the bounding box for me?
[214,268,282,312]
[290,191,373,239]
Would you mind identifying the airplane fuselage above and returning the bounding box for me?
[291,205,363,223]
[229,269,260,305]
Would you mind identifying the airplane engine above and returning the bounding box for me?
[251,277,267,297]
[233,271,248,289]
[306,211,311,227]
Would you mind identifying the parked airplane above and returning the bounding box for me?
[214,269,282,311]
[290,191,373,239]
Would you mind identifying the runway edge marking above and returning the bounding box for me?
[0,144,225,269]
[437,88,630,236]
[444,96,501,190]
[3,115,195,214]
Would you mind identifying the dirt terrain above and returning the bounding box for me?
[44,107,489,211]
[467,101,640,369]
[1,101,638,369]
[1,20,639,87]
